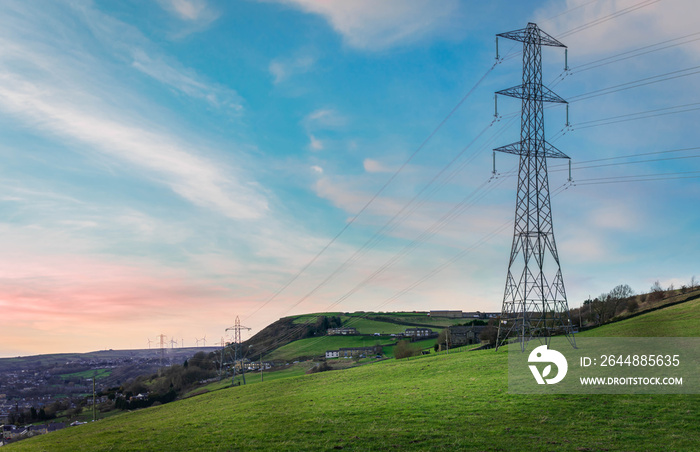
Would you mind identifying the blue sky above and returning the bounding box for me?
[0,0,698,356]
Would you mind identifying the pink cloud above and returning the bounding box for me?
[0,253,258,355]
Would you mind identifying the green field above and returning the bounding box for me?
[265,335,394,361]
[10,346,698,451]
[10,299,699,451]
[290,312,342,324]
[339,316,420,334]
[361,311,470,328]
[59,368,112,381]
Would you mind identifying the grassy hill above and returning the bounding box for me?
[244,311,459,362]
[580,291,700,337]
[9,298,699,451]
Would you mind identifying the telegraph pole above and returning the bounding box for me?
[493,23,576,352]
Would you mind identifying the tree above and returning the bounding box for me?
[480,319,499,346]
[649,280,664,302]
[590,297,607,324]
[435,328,449,351]
[607,284,634,318]
[393,340,419,359]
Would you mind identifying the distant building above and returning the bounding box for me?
[325,350,340,359]
[404,328,434,338]
[327,327,358,335]
[463,312,500,319]
[448,325,486,346]
[429,310,463,318]
[244,361,272,371]
[334,346,382,358]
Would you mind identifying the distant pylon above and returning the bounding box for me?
[157,333,167,365]
[493,23,576,351]
[225,316,251,384]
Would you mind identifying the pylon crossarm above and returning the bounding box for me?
[497,23,566,48]
[494,140,570,159]
[496,84,566,103]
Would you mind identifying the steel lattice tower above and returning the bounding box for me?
[494,23,576,351]
[225,316,251,384]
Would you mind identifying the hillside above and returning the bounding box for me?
[10,298,699,451]
[580,290,700,337]
[244,311,471,362]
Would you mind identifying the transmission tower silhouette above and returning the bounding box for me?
[493,23,576,352]
[225,316,251,384]
[157,333,167,365]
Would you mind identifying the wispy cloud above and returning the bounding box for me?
[308,134,324,151]
[155,0,221,36]
[535,0,700,60]
[157,0,218,22]
[303,108,347,129]
[131,49,243,112]
[71,1,240,111]
[0,73,266,219]
[363,158,393,173]
[269,53,316,84]
[0,1,264,220]
[270,0,463,50]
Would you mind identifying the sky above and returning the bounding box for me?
[1,0,698,357]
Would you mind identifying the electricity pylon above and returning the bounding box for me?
[494,23,576,351]
[225,316,251,384]
[157,333,167,365]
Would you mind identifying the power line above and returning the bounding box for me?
[244,120,522,358]
[573,32,700,73]
[246,165,522,359]
[541,0,605,24]
[572,102,700,129]
[503,0,661,62]
[569,65,700,103]
[550,146,700,168]
[244,4,695,355]
[242,62,499,323]
[552,154,700,173]
[556,0,661,40]
[273,117,502,320]
[574,170,700,185]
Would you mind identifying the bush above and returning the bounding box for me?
[306,362,332,374]
[394,340,419,359]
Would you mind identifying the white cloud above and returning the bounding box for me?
[308,134,324,151]
[69,1,239,110]
[156,0,221,29]
[535,0,700,60]
[363,158,393,173]
[0,2,266,220]
[272,0,463,50]
[311,165,324,174]
[269,54,316,84]
[304,108,347,129]
[0,73,267,220]
[131,49,243,112]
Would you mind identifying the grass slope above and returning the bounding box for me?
[265,335,393,361]
[580,295,700,337]
[11,348,698,451]
[12,300,699,451]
